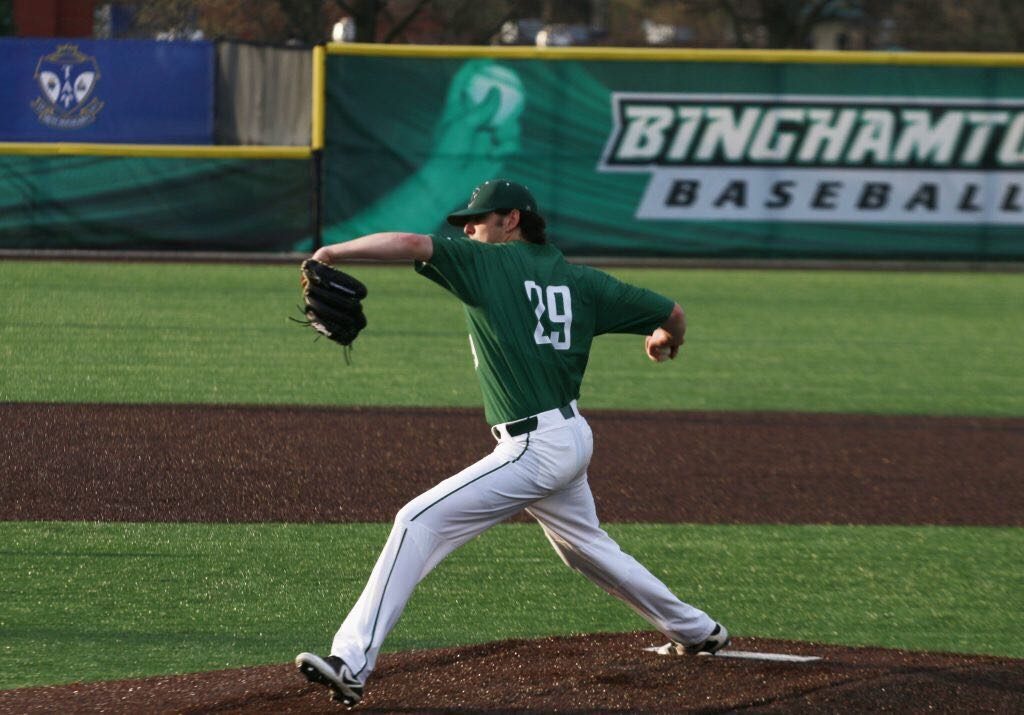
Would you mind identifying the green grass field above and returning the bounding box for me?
[1,521,1020,689]
[1,260,1021,688]
[1,261,1022,414]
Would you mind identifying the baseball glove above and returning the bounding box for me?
[292,259,368,361]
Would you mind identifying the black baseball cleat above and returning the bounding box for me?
[295,652,364,707]
[685,622,731,655]
[653,622,731,656]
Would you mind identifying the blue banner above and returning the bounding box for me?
[0,38,214,144]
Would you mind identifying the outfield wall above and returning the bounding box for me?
[2,43,1023,258]
[0,39,320,252]
[0,153,314,251]
[324,45,1024,260]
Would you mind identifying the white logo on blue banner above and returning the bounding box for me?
[32,44,104,130]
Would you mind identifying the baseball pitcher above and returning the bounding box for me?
[296,179,729,707]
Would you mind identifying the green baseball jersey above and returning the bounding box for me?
[415,236,675,425]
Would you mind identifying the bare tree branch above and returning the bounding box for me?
[331,0,355,17]
[996,0,1024,49]
[383,0,433,42]
[717,0,749,47]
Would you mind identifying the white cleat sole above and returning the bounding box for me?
[643,646,822,662]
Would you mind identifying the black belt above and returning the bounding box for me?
[502,404,575,437]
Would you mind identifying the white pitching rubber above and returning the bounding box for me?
[643,646,822,662]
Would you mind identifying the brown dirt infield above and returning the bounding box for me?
[1,403,1021,713]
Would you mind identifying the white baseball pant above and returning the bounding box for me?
[330,401,716,682]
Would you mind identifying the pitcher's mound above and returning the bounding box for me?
[3,632,1020,713]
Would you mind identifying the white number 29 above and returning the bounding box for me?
[524,281,572,350]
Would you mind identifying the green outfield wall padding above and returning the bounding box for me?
[0,154,314,252]
[323,52,1024,260]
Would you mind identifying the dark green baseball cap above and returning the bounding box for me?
[446,179,538,226]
